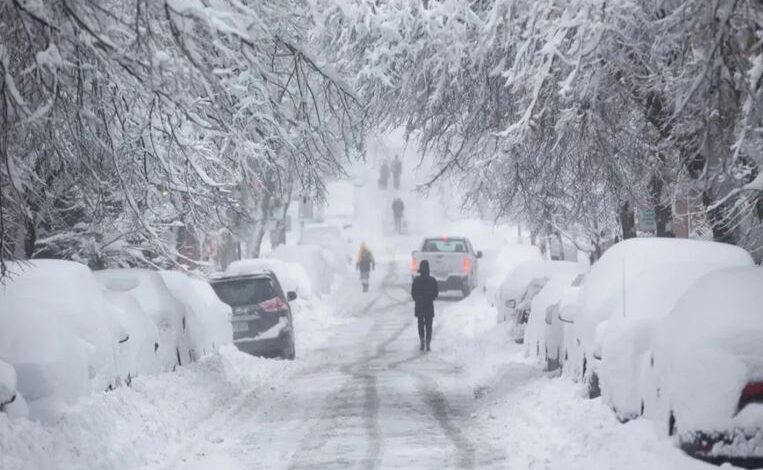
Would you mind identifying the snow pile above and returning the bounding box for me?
[600,259,754,421]
[0,260,124,422]
[524,265,585,361]
[95,269,190,372]
[272,244,335,294]
[0,361,16,408]
[0,347,300,470]
[225,258,314,299]
[648,266,763,438]
[159,271,232,359]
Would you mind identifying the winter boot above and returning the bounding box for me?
[419,338,425,351]
[426,340,431,352]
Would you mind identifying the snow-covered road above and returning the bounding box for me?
[158,262,505,469]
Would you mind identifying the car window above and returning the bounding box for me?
[422,239,469,253]
[211,277,277,306]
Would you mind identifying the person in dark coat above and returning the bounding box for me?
[411,260,439,351]
[392,197,405,233]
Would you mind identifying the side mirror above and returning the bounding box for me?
[505,299,516,309]
[287,291,298,302]
[558,306,576,324]
[476,251,483,259]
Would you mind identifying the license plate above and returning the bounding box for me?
[232,322,249,333]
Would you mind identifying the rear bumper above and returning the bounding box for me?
[435,275,469,291]
[681,429,763,467]
[233,332,291,358]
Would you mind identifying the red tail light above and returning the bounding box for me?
[410,257,417,273]
[463,256,472,273]
[739,381,763,410]
[259,297,288,314]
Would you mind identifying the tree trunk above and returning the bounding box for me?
[649,174,674,237]
[618,202,636,239]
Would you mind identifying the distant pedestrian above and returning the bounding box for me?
[356,242,376,292]
[411,260,439,351]
[391,155,402,190]
[392,198,405,234]
[379,160,390,190]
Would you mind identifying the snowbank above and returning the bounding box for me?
[159,271,232,358]
[0,260,123,422]
[648,267,763,439]
[0,347,300,470]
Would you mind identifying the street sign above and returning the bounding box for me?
[639,209,657,232]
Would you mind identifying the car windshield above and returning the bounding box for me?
[211,277,276,307]
[422,239,467,253]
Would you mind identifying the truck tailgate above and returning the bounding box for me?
[418,253,462,279]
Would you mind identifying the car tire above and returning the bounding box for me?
[284,342,296,360]
[461,283,472,298]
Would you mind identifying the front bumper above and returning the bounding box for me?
[681,429,763,467]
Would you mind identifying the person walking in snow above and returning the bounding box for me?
[356,242,376,292]
[392,197,405,234]
[379,160,390,190]
[411,260,439,351]
[391,155,402,190]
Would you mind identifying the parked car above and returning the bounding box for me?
[299,222,351,269]
[411,236,483,297]
[568,238,755,399]
[600,259,754,422]
[642,267,763,466]
[160,271,233,359]
[497,260,576,323]
[210,271,297,360]
[95,269,191,372]
[1,260,123,422]
[545,274,585,373]
[510,277,549,344]
[522,269,585,365]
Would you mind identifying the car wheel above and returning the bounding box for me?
[461,283,471,298]
[668,410,676,437]
[283,342,296,361]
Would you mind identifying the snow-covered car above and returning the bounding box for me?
[569,238,755,399]
[210,271,297,360]
[483,244,542,308]
[272,244,335,294]
[159,271,233,359]
[600,257,754,422]
[0,260,124,422]
[510,277,549,344]
[497,259,575,323]
[642,267,763,464]
[545,274,585,373]
[411,236,483,297]
[299,223,351,270]
[524,268,586,363]
[95,269,191,372]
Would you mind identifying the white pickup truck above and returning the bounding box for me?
[411,237,483,297]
